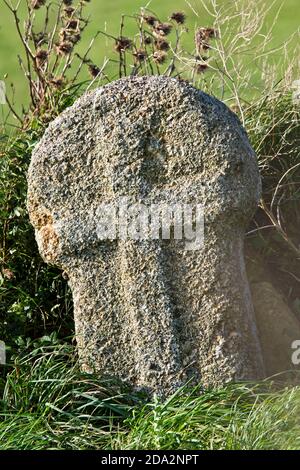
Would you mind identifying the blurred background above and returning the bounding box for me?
[0,0,299,110]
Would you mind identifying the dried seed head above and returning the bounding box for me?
[88,64,101,78]
[196,27,212,40]
[154,38,170,51]
[59,29,69,41]
[64,7,75,17]
[69,33,81,44]
[206,27,219,39]
[115,37,132,52]
[66,19,80,30]
[196,63,208,74]
[31,0,47,9]
[34,32,48,46]
[143,15,157,27]
[154,22,172,36]
[170,11,186,24]
[59,27,80,43]
[195,28,213,52]
[36,48,48,65]
[195,27,219,51]
[177,76,191,85]
[49,76,65,89]
[56,41,73,55]
[133,49,147,62]
[153,51,167,64]
[144,35,152,45]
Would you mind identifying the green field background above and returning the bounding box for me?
[0,0,299,110]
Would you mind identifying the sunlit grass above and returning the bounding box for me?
[1,340,300,450]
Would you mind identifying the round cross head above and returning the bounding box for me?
[27,76,261,265]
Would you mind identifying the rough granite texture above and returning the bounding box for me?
[27,76,265,393]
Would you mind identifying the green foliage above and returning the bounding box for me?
[0,342,300,450]
[0,338,141,450]
[0,115,74,351]
[245,91,300,313]
[123,384,300,450]
[0,79,89,351]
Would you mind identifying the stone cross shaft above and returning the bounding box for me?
[27,76,265,394]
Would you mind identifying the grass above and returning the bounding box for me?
[0,0,299,112]
[0,338,300,450]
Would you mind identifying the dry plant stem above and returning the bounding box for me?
[257,111,297,156]
[42,3,51,38]
[49,4,63,75]
[260,199,300,258]
[3,0,49,108]
[73,29,112,84]
[17,55,36,106]
[138,13,154,75]
[61,53,73,77]
[2,0,298,130]
[166,28,180,77]
[3,1,35,62]
[73,32,101,84]
[210,1,245,124]
[246,224,275,236]
[6,1,35,104]
[4,93,22,124]
[119,15,125,78]
[86,58,110,92]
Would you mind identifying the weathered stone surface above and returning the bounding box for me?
[27,76,265,393]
